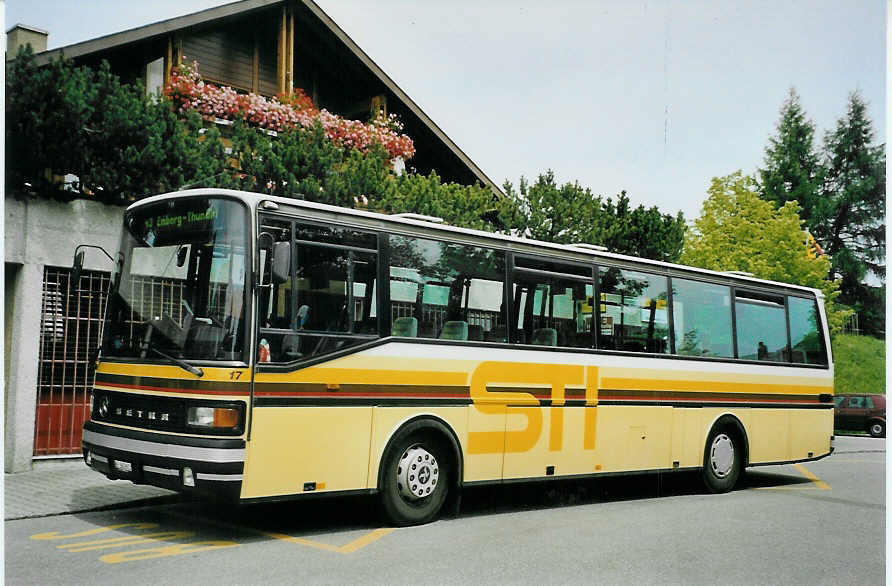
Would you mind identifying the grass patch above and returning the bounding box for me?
[832,334,885,395]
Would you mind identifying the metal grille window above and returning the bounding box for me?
[34,267,110,456]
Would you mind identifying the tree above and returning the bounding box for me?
[819,92,885,313]
[372,171,510,232]
[6,47,217,203]
[502,171,686,262]
[599,191,686,262]
[759,88,823,222]
[681,172,849,332]
[758,89,885,336]
[502,171,597,243]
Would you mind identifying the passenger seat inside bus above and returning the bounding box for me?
[485,325,508,343]
[531,327,558,346]
[392,316,418,337]
[439,321,468,341]
[419,322,436,338]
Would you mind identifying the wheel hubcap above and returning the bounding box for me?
[397,445,439,501]
[710,434,735,478]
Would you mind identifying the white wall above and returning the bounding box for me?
[4,195,125,472]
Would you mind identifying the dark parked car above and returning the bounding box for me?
[834,394,886,437]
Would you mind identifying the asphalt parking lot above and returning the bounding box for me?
[6,435,884,584]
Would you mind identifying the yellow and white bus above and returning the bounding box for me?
[81,189,833,525]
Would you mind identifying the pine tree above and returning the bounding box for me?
[759,88,823,222]
[819,92,885,334]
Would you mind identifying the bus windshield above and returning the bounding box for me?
[102,197,250,363]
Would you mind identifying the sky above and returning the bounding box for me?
[4,0,886,221]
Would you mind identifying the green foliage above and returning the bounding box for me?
[759,88,823,222]
[832,334,886,395]
[372,171,509,232]
[681,171,850,333]
[6,47,213,203]
[502,172,595,243]
[599,191,686,262]
[758,89,885,336]
[820,93,886,319]
[5,47,508,231]
[502,171,685,262]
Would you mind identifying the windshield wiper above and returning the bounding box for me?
[146,345,204,377]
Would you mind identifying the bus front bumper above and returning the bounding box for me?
[82,421,244,500]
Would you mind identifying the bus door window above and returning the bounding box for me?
[672,278,733,358]
[296,245,351,332]
[257,219,293,330]
[598,267,670,354]
[352,253,377,335]
[512,257,593,348]
[734,290,787,362]
[259,222,378,363]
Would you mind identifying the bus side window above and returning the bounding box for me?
[511,257,593,348]
[734,290,786,362]
[389,235,505,342]
[598,267,670,354]
[672,278,733,358]
[787,296,828,365]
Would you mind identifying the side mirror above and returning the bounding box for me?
[71,250,85,291]
[272,241,292,284]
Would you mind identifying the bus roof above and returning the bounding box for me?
[130,188,825,298]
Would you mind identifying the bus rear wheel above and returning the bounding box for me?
[380,430,450,526]
[702,426,742,493]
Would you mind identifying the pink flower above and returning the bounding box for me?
[164,62,415,163]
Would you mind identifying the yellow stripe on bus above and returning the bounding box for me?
[600,377,830,395]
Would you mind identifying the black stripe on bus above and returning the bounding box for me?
[94,372,250,394]
[253,397,473,407]
[250,398,830,409]
[597,400,833,409]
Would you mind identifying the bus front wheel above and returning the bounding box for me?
[379,429,450,526]
[702,425,743,493]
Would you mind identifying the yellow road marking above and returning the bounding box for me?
[31,523,159,541]
[58,531,194,552]
[754,463,832,491]
[792,463,831,490]
[756,485,824,490]
[337,528,395,554]
[262,527,395,554]
[164,508,396,555]
[100,541,239,564]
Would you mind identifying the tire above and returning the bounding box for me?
[702,425,743,493]
[379,429,450,526]
[868,421,885,438]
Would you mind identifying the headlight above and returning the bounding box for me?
[186,406,240,430]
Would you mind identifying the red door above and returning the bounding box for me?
[34,267,109,456]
